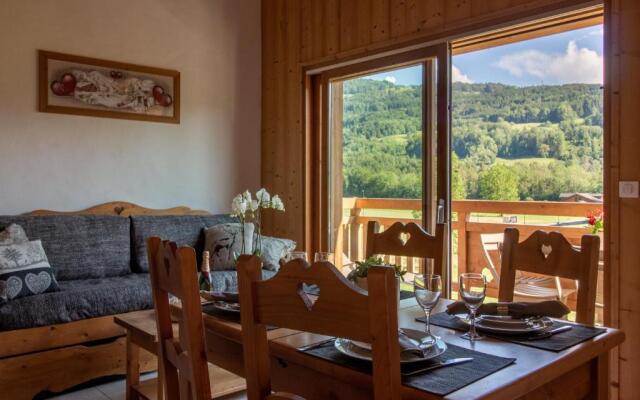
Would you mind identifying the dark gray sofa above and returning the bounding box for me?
[0,213,272,332]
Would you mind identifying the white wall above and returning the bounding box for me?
[0,0,261,214]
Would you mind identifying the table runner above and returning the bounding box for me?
[201,303,278,331]
[421,312,606,352]
[302,340,515,396]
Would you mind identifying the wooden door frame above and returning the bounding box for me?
[305,44,451,292]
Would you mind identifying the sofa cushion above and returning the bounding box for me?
[210,269,276,293]
[131,214,235,272]
[0,273,152,331]
[260,236,296,271]
[204,223,254,271]
[0,240,59,303]
[0,216,131,280]
[0,224,28,245]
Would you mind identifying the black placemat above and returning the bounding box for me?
[201,303,278,331]
[302,340,515,396]
[421,312,606,352]
[400,290,414,300]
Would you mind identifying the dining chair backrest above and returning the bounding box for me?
[499,228,600,325]
[365,221,447,276]
[237,255,402,400]
[147,237,212,400]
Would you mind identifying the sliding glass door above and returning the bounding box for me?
[309,43,452,294]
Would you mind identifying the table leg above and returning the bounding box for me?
[596,353,610,400]
[126,332,140,400]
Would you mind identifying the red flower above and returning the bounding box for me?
[588,215,597,225]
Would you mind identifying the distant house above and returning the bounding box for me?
[559,192,603,203]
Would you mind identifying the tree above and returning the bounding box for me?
[451,153,466,200]
[478,165,519,200]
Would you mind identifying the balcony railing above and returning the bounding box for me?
[337,197,603,319]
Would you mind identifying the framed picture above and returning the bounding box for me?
[38,50,180,124]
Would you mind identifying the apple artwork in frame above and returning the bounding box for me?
[38,50,180,124]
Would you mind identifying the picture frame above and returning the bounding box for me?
[38,50,180,124]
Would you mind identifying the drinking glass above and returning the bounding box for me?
[314,252,335,263]
[414,275,442,345]
[286,251,308,262]
[459,273,487,341]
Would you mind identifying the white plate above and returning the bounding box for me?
[211,301,241,313]
[335,328,447,364]
[455,314,553,335]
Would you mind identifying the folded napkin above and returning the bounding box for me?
[398,331,425,357]
[446,300,570,319]
[201,291,239,303]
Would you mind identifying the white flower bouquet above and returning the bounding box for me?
[231,188,285,256]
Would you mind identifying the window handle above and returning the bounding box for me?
[437,199,446,224]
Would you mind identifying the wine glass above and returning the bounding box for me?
[314,252,335,263]
[414,275,442,345]
[286,251,308,262]
[459,273,487,341]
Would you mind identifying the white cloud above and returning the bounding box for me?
[452,65,473,83]
[384,76,397,84]
[495,41,603,84]
[589,27,604,36]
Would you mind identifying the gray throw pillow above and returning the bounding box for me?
[260,236,296,271]
[204,223,254,270]
[0,240,59,303]
[0,224,28,245]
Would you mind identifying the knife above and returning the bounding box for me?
[527,325,573,340]
[297,337,336,351]
[401,357,473,376]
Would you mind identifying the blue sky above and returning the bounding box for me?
[366,25,603,86]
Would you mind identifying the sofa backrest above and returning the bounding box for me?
[130,214,235,272]
[0,215,131,280]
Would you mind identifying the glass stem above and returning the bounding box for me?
[469,309,477,339]
[424,310,431,336]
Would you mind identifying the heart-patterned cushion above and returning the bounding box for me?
[25,272,53,294]
[0,240,59,303]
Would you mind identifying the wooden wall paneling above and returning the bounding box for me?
[311,0,325,61]
[444,0,473,23]
[420,0,445,32]
[371,0,391,43]
[390,0,408,38]
[300,0,314,63]
[603,0,620,398]
[355,0,373,48]
[324,0,341,56]
[339,0,357,52]
[613,1,640,399]
[471,0,513,15]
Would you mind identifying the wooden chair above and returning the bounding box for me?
[237,255,402,400]
[481,232,579,305]
[366,221,447,276]
[146,237,212,400]
[499,228,600,325]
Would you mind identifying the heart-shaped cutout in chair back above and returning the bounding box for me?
[297,283,319,311]
[399,232,411,246]
[540,244,553,259]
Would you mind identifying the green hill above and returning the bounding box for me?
[343,79,603,201]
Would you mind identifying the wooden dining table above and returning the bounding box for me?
[200,298,624,400]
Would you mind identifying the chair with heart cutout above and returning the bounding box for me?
[236,255,402,400]
[499,228,600,325]
[365,221,447,278]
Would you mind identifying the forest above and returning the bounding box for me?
[342,79,603,201]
